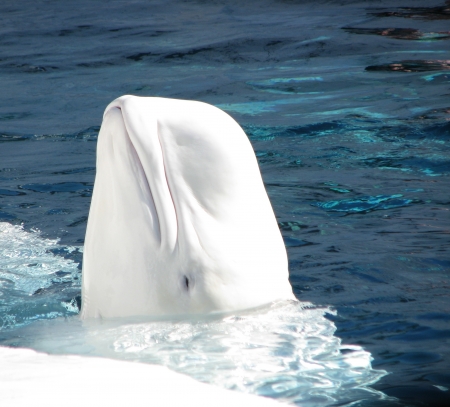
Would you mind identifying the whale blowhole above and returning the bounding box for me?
[183,275,191,292]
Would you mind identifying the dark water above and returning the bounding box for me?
[0,1,449,406]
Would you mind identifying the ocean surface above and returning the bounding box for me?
[0,0,449,406]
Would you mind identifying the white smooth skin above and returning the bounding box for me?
[81,96,294,319]
[0,346,283,407]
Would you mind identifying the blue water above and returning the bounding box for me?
[1,0,449,406]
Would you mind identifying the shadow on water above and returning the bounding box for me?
[343,27,450,41]
[369,1,450,20]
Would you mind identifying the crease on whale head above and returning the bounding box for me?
[81,95,294,319]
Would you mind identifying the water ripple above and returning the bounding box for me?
[312,194,413,214]
[0,223,81,328]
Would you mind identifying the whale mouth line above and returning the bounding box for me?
[124,118,162,241]
[118,105,178,250]
[155,120,179,252]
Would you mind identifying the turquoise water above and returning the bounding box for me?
[0,1,449,406]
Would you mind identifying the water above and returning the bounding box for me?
[0,0,449,405]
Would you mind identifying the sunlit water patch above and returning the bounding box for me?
[312,195,413,214]
[6,305,391,407]
[0,221,390,407]
[0,223,81,329]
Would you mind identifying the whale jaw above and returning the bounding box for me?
[81,96,294,319]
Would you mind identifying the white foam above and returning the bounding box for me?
[0,222,80,295]
[0,222,81,329]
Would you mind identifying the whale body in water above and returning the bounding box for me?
[81,96,294,319]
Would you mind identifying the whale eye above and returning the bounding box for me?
[183,275,190,291]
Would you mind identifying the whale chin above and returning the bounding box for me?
[81,95,294,319]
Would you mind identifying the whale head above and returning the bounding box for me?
[81,96,294,319]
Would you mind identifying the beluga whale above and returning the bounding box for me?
[81,95,294,319]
